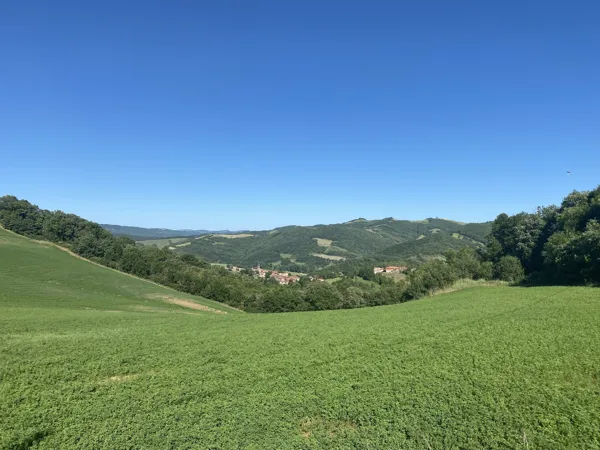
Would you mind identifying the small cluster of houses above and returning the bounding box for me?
[256,267,300,285]
[228,265,302,285]
[374,265,409,274]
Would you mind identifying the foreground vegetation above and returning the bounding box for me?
[1,230,599,448]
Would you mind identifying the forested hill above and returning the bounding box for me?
[100,224,235,240]
[133,217,492,271]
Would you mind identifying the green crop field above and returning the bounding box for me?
[2,228,600,449]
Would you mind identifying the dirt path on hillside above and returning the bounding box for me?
[146,294,228,314]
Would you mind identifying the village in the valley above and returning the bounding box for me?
[374,266,408,274]
[227,265,305,285]
[226,264,408,285]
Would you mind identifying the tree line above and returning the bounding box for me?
[401,185,600,298]
[485,186,600,285]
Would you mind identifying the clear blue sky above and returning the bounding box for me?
[1,1,599,230]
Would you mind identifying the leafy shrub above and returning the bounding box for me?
[493,256,525,283]
[405,260,458,299]
[478,261,494,280]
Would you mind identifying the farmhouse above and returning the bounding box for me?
[374,266,409,274]
[308,275,326,282]
[270,272,300,285]
[255,267,269,278]
[385,266,408,273]
[249,266,301,285]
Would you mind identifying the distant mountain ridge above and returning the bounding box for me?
[100,224,237,240]
[112,217,492,271]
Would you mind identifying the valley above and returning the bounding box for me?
[2,227,599,448]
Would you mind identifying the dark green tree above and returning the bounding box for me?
[493,256,524,283]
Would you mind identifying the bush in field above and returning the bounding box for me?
[444,247,493,280]
[259,287,308,313]
[444,248,478,279]
[493,256,525,283]
[478,261,494,280]
[405,260,458,299]
[303,283,345,310]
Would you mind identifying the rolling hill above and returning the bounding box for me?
[133,218,492,270]
[0,226,234,314]
[100,224,237,240]
[2,226,599,448]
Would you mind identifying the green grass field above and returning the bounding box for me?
[1,228,600,449]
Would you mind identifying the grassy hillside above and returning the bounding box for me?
[2,228,599,448]
[0,227,235,314]
[137,218,491,269]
